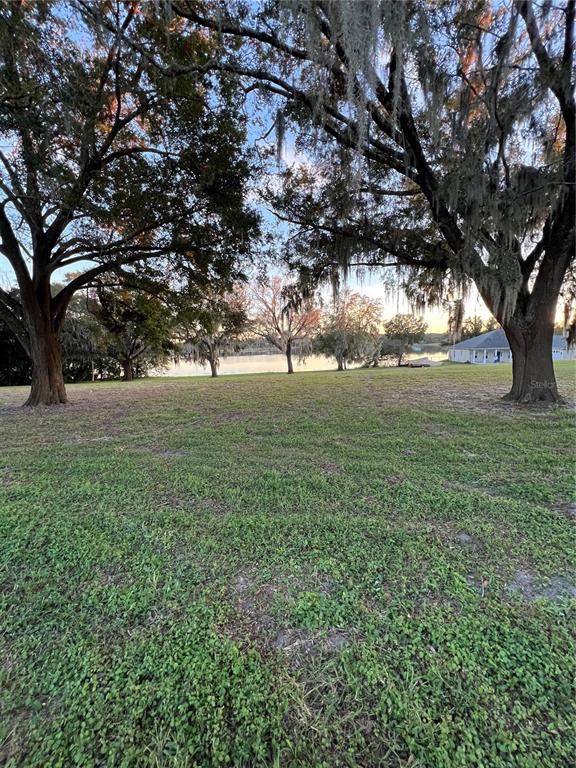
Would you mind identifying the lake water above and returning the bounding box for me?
[158,350,448,377]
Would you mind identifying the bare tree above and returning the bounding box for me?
[250,276,321,374]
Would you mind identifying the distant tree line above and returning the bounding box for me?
[0,276,434,383]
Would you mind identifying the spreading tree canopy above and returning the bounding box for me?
[129,0,575,402]
[383,313,428,366]
[88,282,176,381]
[0,1,258,404]
[314,289,382,370]
[178,284,250,377]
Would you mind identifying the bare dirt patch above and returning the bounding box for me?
[442,479,509,500]
[222,567,334,652]
[151,449,193,458]
[210,410,248,426]
[272,628,350,659]
[0,466,16,486]
[159,494,234,515]
[425,424,461,437]
[363,373,575,416]
[400,518,486,554]
[507,570,576,601]
[466,573,490,597]
[98,566,130,588]
[548,501,576,520]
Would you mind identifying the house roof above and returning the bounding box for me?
[452,329,567,350]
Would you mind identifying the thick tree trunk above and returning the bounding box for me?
[337,355,344,371]
[14,271,71,406]
[25,322,67,406]
[497,233,571,403]
[209,356,218,377]
[478,221,572,405]
[286,340,294,374]
[502,316,561,403]
[122,359,134,382]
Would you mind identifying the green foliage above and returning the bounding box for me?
[0,1,260,401]
[314,290,381,370]
[88,285,177,380]
[1,620,284,767]
[460,315,486,341]
[0,298,30,385]
[179,0,574,397]
[460,315,499,341]
[0,291,113,385]
[0,363,574,766]
[178,285,249,375]
[382,313,428,365]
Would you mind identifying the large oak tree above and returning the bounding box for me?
[0,1,257,404]
[128,0,574,402]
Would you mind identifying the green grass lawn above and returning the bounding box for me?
[1,362,575,767]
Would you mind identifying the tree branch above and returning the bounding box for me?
[0,287,29,355]
[519,0,575,121]
[0,203,31,288]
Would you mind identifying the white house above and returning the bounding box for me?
[448,329,575,364]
